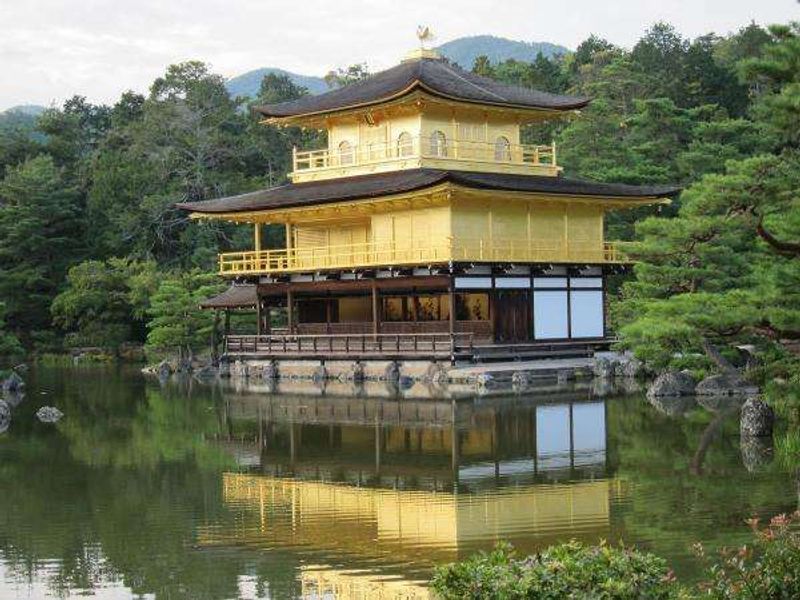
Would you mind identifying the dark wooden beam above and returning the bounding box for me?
[287,288,294,334]
[371,281,379,336]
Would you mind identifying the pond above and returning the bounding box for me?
[0,366,796,599]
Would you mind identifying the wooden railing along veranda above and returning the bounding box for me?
[292,136,557,174]
[219,238,626,276]
[225,332,474,359]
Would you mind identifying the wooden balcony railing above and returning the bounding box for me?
[292,136,557,174]
[219,238,626,275]
[225,332,474,358]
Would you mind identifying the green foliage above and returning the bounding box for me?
[616,25,800,376]
[695,513,800,599]
[324,63,370,88]
[431,541,682,599]
[145,271,223,359]
[740,23,800,148]
[0,155,84,345]
[0,302,23,364]
[51,258,160,349]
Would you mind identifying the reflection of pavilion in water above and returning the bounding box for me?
[220,386,609,486]
[202,389,618,599]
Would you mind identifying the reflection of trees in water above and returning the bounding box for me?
[607,395,793,577]
[0,367,303,599]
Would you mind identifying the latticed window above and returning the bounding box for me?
[429,130,447,157]
[397,132,413,157]
[338,140,354,165]
[494,136,511,161]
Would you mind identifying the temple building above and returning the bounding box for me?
[179,46,677,361]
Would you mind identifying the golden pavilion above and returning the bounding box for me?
[180,46,677,361]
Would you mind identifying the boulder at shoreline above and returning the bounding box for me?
[740,398,774,437]
[647,371,697,397]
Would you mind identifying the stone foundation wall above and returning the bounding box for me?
[227,358,456,384]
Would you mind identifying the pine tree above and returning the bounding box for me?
[0,155,84,346]
[145,272,223,361]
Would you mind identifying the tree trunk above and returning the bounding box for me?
[700,338,739,376]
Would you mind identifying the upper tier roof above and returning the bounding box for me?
[178,169,679,215]
[254,56,591,119]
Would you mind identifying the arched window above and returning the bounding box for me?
[338,140,354,165]
[397,132,413,157]
[429,130,447,157]
[494,136,511,161]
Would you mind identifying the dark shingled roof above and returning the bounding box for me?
[255,57,590,118]
[200,284,257,309]
[178,169,680,215]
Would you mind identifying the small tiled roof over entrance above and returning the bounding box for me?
[199,284,257,309]
[254,56,591,119]
[178,169,680,215]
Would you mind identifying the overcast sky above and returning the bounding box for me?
[1,0,796,110]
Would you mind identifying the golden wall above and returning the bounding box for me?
[371,205,451,251]
[286,194,604,260]
[451,196,604,247]
[327,105,521,157]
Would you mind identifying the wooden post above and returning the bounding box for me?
[448,277,456,360]
[326,297,332,334]
[285,222,294,270]
[286,288,294,334]
[371,281,379,337]
[211,309,221,364]
[254,223,262,252]
[256,296,263,335]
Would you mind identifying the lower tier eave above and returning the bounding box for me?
[222,262,628,287]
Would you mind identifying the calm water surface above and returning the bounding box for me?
[0,366,796,599]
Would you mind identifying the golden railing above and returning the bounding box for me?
[293,136,557,173]
[219,238,625,275]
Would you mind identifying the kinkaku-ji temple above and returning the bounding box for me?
[179,44,678,363]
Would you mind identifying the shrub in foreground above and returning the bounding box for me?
[431,541,681,599]
[696,512,800,599]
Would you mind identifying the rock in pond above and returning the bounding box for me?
[3,390,25,408]
[193,364,218,380]
[2,372,25,394]
[648,394,698,417]
[157,360,173,380]
[647,370,697,397]
[36,406,64,424]
[0,400,10,433]
[740,398,774,437]
[593,357,616,379]
[740,435,773,472]
[619,357,645,379]
[696,373,759,397]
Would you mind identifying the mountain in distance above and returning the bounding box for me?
[437,35,569,68]
[225,68,328,99]
[0,105,47,132]
[225,35,569,99]
[2,105,46,117]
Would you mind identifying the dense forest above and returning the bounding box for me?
[0,21,798,382]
